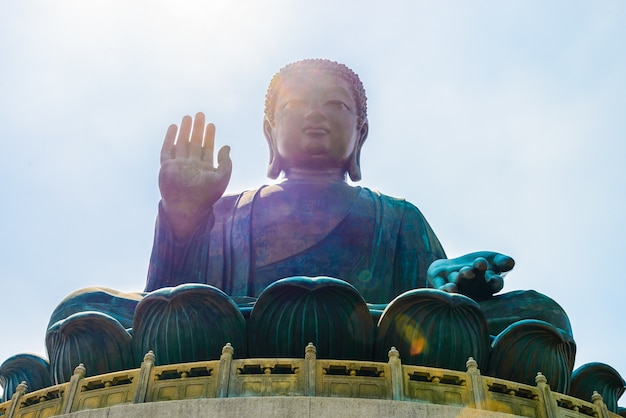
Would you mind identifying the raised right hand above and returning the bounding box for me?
[159,112,232,241]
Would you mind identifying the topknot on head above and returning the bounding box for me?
[264,59,368,127]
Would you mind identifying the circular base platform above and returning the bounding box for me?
[56,397,524,418]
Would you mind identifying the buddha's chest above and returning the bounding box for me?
[250,185,361,266]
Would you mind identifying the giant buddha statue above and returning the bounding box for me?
[144,58,572,346]
[7,59,616,409]
[148,59,517,301]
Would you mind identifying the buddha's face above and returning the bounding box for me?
[265,71,367,176]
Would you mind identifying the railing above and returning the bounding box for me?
[0,344,618,418]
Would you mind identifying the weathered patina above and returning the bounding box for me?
[3,60,622,412]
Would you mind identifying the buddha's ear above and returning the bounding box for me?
[264,118,282,179]
[347,118,369,182]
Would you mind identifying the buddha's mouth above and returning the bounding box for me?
[303,126,329,136]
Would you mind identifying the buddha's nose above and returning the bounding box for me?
[304,102,325,122]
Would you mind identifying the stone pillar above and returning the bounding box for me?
[217,343,234,398]
[304,342,316,396]
[134,350,155,404]
[591,390,611,418]
[535,372,559,418]
[466,357,486,410]
[388,347,403,401]
[61,363,86,415]
[6,381,27,418]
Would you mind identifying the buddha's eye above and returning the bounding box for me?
[325,100,351,111]
[280,99,306,110]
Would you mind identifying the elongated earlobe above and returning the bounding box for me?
[264,118,282,179]
[267,148,282,179]
[347,152,362,182]
[347,120,368,182]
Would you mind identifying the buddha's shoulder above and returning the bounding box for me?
[211,186,425,220]
[212,186,279,217]
[212,190,257,217]
[359,187,429,221]
[359,187,412,207]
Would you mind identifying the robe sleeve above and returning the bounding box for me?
[392,201,447,296]
[144,201,215,292]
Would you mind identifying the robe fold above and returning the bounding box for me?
[146,186,446,304]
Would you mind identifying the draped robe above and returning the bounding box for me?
[146,186,446,304]
[46,184,575,390]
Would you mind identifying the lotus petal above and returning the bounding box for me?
[248,276,374,359]
[46,311,134,384]
[376,288,490,370]
[48,287,144,330]
[570,362,625,413]
[132,284,245,365]
[488,319,575,393]
[478,290,573,337]
[0,354,51,402]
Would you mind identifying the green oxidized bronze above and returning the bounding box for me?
[0,60,623,413]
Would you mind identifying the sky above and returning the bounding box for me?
[1,0,625,405]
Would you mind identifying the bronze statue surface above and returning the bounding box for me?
[1,59,622,413]
[148,59,514,303]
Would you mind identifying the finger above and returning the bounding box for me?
[486,274,504,294]
[472,257,488,272]
[430,275,447,289]
[160,124,178,164]
[203,123,216,166]
[484,270,500,285]
[189,112,205,159]
[175,115,193,158]
[440,283,458,293]
[458,266,475,280]
[494,254,515,272]
[216,145,232,178]
[454,266,476,289]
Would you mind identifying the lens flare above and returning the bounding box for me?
[395,315,428,356]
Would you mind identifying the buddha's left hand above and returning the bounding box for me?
[427,252,515,301]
